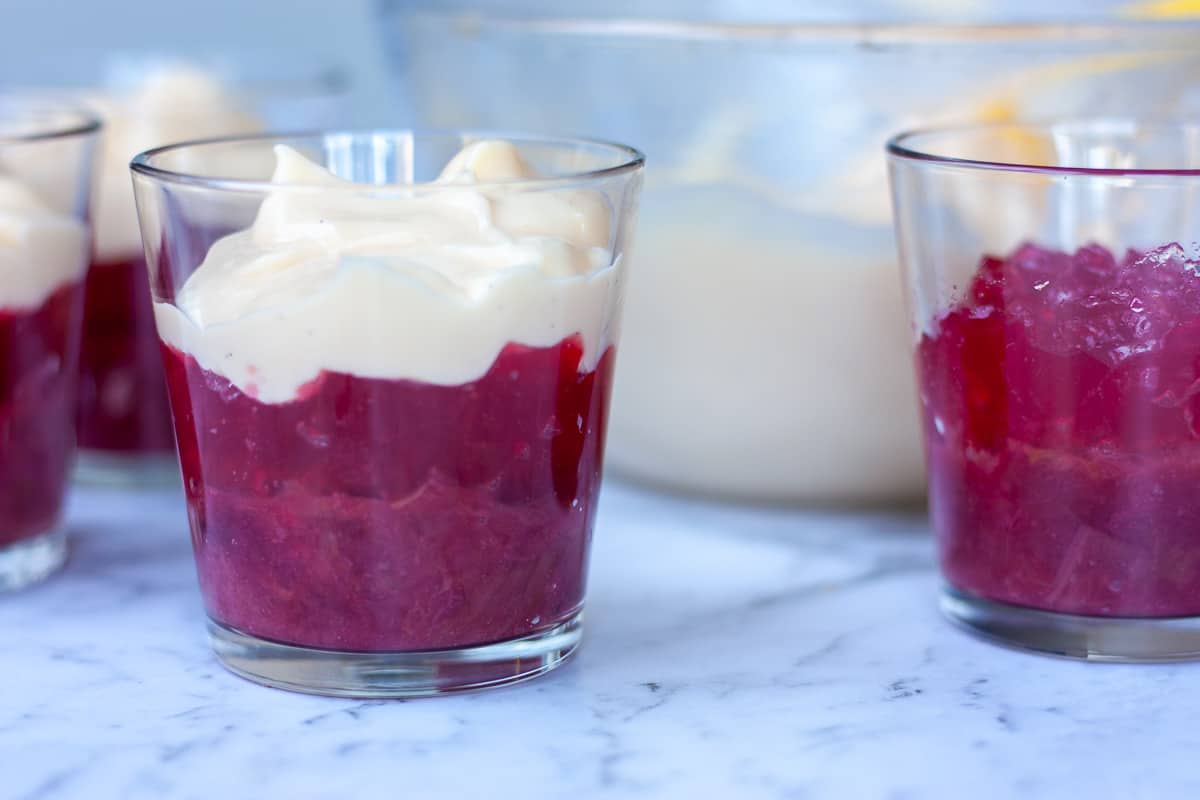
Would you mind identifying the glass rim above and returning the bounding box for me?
[130,128,646,192]
[0,97,101,145]
[887,119,1200,177]
[397,10,1200,45]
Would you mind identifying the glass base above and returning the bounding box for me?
[942,586,1200,662]
[0,527,68,592]
[207,611,584,698]
[73,450,178,488]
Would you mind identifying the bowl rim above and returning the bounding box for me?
[395,12,1200,45]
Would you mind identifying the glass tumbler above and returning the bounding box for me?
[74,60,346,487]
[132,130,643,695]
[0,100,98,590]
[890,121,1200,661]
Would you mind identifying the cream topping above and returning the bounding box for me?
[0,175,87,309]
[154,141,621,402]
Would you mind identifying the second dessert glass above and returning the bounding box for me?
[0,100,98,590]
[890,121,1200,661]
[132,130,643,696]
[77,61,345,487]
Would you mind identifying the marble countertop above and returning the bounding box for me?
[2,480,1194,800]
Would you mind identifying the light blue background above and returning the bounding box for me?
[0,0,392,123]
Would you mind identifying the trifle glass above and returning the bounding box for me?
[77,62,344,486]
[131,131,643,695]
[0,100,98,590]
[890,121,1200,660]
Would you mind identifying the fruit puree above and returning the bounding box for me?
[153,141,624,650]
[0,283,84,546]
[919,242,1200,617]
[78,255,174,452]
[0,175,87,546]
[164,338,614,651]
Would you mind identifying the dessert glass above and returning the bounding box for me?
[0,100,98,591]
[131,130,643,695]
[76,62,345,487]
[890,121,1200,660]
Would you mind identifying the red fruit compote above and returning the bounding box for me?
[919,242,1200,618]
[77,254,174,455]
[148,139,632,684]
[0,174,88,587]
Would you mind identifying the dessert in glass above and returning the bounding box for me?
[0,100,98,591]
[889,121,1200,660]
[131,131,643,695]
[78,62,342,486]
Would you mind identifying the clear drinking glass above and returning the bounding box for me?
[74,60,346,487]
[0,100,98,590]
[131,130,643,695]
[889,121,1200,660]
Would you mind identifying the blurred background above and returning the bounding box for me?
[0,0,389,121]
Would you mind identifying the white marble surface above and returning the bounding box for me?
[2,480,1196,800]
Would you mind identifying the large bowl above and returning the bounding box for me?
[377,2,1200,504]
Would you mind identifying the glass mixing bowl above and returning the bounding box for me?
[377,1,1200,504]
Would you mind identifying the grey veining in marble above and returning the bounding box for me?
[2,481,1197,800]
